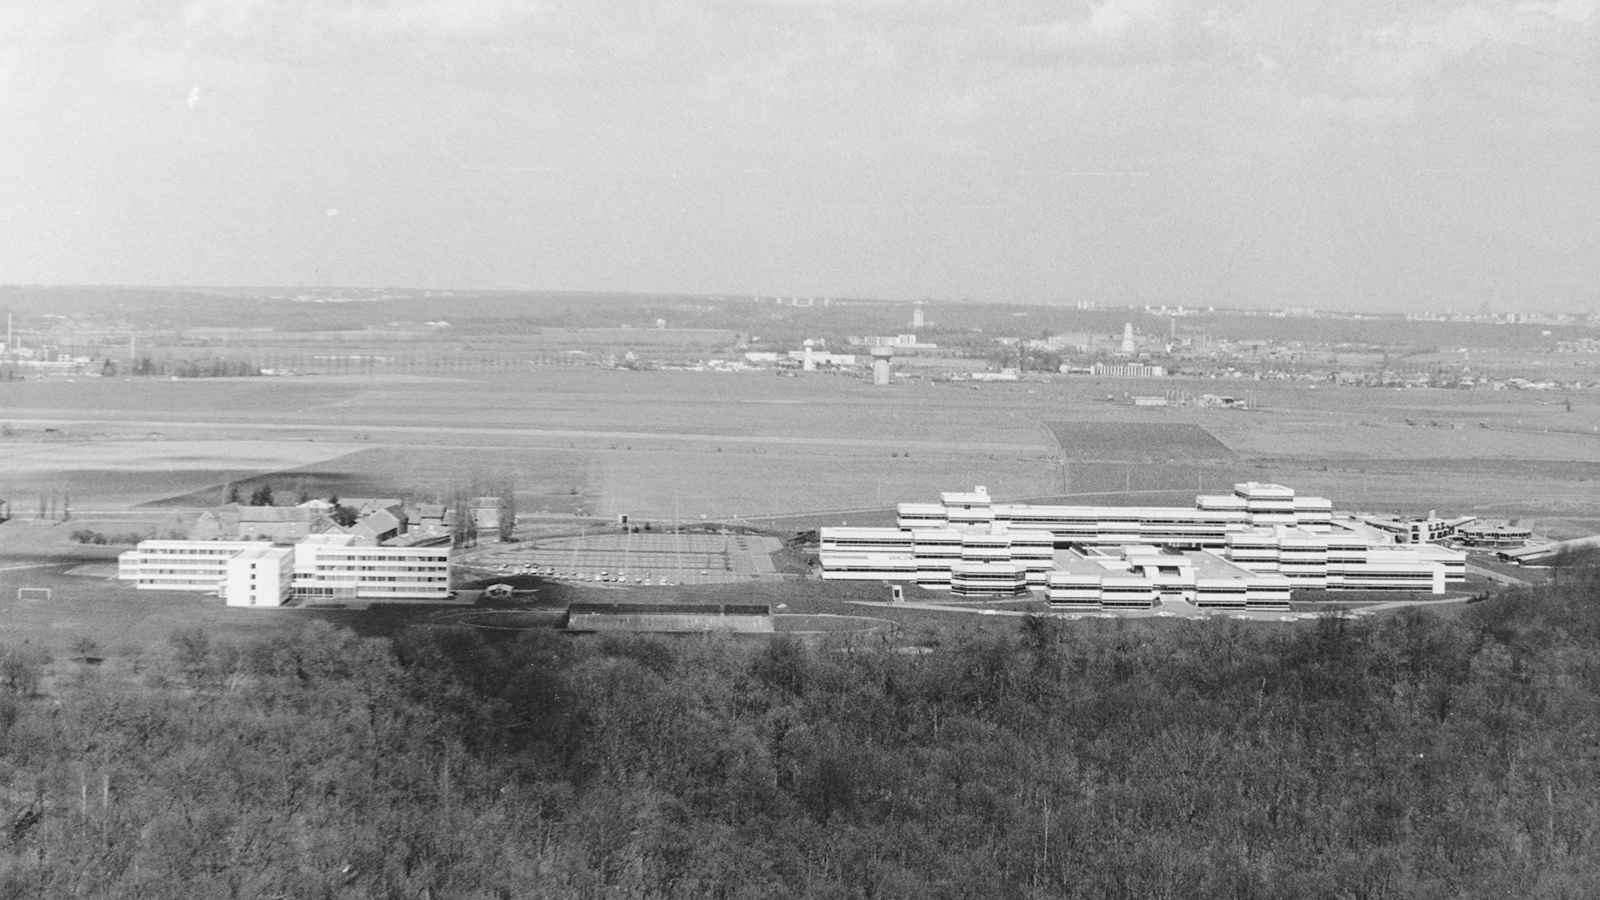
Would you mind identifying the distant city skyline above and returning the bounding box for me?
[2,0,1596,313]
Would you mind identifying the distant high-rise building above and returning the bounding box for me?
[1121,323,1136,355]
[912,302,925,329]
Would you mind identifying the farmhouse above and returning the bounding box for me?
[193,504,326,542]
[819,483,1465,606]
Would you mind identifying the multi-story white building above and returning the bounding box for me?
[291,534,452,601]
[820,483,1464,605]
[118,534,453,604]
[119,541,261,592]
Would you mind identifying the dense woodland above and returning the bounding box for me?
[3,573,1600,898]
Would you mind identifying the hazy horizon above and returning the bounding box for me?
[3,1,1596,313]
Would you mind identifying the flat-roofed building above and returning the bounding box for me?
[292,533,452,601]
[896,502,948,529]
[1045,547,1290,611]
[224,545,294,607]
[118,540,260,592]
[118,535,453,603]
[1344,548,1446,593]
[1458,522,1532,548]
[1234,482,1297,527]
[1357,512,1476,545]
[950,561,1029,597]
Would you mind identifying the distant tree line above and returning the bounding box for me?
[127,356,261,378]
[69,529,149,546]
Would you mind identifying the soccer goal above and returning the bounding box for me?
[16,588,50,602]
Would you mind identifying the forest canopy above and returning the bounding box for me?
[2,571,1600,898]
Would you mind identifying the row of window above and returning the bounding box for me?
[319,554,449,563]
[301,575,448,583]
[314,565,448,573]
[136,578,215,586]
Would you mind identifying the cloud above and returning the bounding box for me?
[1351,0,1598,92]
[963,0,1177,66]
[331,0,537,40]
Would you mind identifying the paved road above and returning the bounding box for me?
[848,591,1482,622]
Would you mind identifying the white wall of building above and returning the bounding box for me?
[224,546,294,607]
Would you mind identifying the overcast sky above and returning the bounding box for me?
[2,0,1595,311]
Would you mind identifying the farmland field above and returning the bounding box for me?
[1,370,1596,547]
[1045,421,1235,461]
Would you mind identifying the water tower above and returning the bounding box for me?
[871,347,894,385]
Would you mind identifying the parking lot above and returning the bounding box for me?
[466,531,783,586]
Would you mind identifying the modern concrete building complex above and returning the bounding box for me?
[819,483,1465,608]
[119,534,452,606]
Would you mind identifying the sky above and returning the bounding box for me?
[1,0,1596,312]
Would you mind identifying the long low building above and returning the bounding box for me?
[821,483,1465,605]
[1458,522,1532,548]
[566,603,774,633]
[119,534,452,605]
[1497,534,1600,565]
